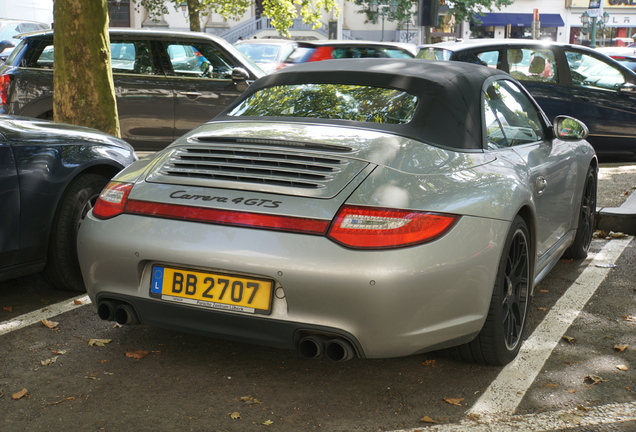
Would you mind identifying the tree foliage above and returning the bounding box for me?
[53,0,120,137]
[133,0,341,37]
[353,0,513,27]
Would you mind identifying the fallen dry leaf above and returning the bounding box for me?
[12,388,28,400]
[567,389,577,394]
[262,420,274,426]
[2,306,12,312]
[238,395,261,405]
[45,397,75,405]
[125,350,151,360]
[542,383,559,388]
[443,397,464,406]
[230,412,242,420]
[422,359,437,367]
[88,339,112,347]
[50,349,67,355]
[73,299,83,305]
[539,289,549,293]
[562,335,576,344]
[615,344,629,353]
[537,307,548,311]
[624,316,636,322]
[420,416,438,423]
[616,365,629,371]
[584,375,608,385]
[41,319,58,329]
[40,356,59,366]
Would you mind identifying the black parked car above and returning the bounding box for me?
[0,115,136,291]
[0,29,265,150]
[417,39,636,160]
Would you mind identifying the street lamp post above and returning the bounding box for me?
[369,0,398,42]
[580,11,610,48]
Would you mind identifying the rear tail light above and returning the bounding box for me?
[0,75,10,105]
[92,184,458,249]
[327,205,458,249]
[92,182,134,219]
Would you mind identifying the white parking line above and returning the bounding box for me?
[389,237,632,432]
[468,237,631,417]
[0,294,91,337]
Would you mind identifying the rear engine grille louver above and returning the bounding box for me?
[158,147,350,189]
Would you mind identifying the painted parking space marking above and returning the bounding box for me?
[0,294,90,336]
[389,237,632,432]
[468,237,631,418]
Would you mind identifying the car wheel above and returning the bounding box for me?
[563,166,597,260]
[444,216,531,365]
[42,173,109,292]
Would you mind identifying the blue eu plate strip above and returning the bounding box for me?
[151,266,164,295]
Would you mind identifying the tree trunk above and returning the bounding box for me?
[188,0,201,32]
[53,0,120,137]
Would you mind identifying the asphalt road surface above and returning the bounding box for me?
[1,236,635,432]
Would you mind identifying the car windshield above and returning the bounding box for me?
[228,84,419,124]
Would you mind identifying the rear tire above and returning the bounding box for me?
[42,173,109,292]
[563,165,596,260]
[444,216,531,365]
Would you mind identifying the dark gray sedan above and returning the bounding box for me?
[0,29,265,151]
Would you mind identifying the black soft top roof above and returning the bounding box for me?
[219,58,514,150]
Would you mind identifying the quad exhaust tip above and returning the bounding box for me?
[97,300,140,326]
[298,335,356,362]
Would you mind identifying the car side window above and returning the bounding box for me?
[111,41,155,75]
[565,51,626,90]
[484,80,545,149]
[507,48,558,83]
[164,42,235,79]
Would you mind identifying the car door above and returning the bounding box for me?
[461,46,574,129]
[110,38,175,151]
[0,139,19,270]
[563,48,636,159]
[483,79,579,257]
[159,40,247,138]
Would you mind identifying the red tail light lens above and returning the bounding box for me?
[327,205,458,249]
[0,75,10,105]
[92,182,134,219]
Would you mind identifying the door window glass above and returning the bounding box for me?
[507,48,558,83]
[565,51,626,90]
[110,41,155,75]
[484,80,545,149]
[165,42,235,79]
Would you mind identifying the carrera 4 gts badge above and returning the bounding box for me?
[169,191,282,208]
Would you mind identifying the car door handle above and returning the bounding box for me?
[180,91,202,98]
[535,176,547,195]
[573,95,592,102]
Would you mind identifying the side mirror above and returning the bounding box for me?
[553,115,588,141]
[618,82,636,94]
[0,39,15,53]
[232,67,249,92]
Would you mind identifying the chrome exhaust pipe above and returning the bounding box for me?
[325,338,356,362]
[298,335,326,359]
[114,304,140,326]
[97,300,117,321]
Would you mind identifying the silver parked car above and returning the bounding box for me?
[78,59,597,365]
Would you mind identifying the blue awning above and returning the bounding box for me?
[475,13,565,27]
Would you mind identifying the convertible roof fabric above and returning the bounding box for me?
[218,58,514,151]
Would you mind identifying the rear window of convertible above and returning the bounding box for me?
[228,84,419,124]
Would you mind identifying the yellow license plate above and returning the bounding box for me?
[150,265,273,314]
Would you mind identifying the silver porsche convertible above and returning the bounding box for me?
[78,59,597,365]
